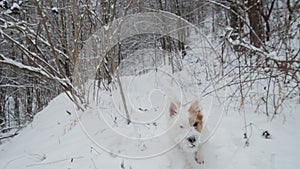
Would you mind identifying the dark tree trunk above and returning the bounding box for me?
[261,0,275,41]
[248,0,264,47]
[14,93,20,126]
[26,87,33,121]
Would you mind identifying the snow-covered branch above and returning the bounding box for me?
[0,54,51,78]
[0,53,85,111]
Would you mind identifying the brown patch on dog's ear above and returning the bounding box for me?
[197,113,203,121]
[195,114,204,132]
[189,116,204,132]
[189,98,204,132]
[188,99,200,115]
[169,102,177,117]
[196,110,204,132]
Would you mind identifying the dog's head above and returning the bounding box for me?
[168,98,203,151]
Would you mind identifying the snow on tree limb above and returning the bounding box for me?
[0,53,85,111]
[0,54,50,78]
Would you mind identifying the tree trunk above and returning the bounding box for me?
[26,87,33,121]
[229,1,245,40]
[248,0,264,47]
[14,93,20,126]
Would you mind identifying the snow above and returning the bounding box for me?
[0,3,299,168]
[0,0,7,8]
[104,25,109,30]
[0,65,299,169]
[0,12,299,166]
[51,7,58,14]
[4,9,12,15]
[11,2,20,10]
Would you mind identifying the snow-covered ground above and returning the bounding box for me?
[0,63,299,169]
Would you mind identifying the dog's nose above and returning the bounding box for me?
[187,135,196,143]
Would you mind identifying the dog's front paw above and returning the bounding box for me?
[194,152,204,164]
[195,157,204,164]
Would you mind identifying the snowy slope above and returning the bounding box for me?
[0,67,300,169]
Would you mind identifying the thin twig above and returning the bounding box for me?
[26,156,84,167]
[116,75,131,124]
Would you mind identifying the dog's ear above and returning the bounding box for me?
[169,102,177,117]
[188,98,200,115]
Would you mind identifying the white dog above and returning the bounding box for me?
[168,97,204,164]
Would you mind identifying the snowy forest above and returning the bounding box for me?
[0,0,299,168]
[1,0,299,135]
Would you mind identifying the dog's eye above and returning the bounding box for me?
[180,125,184,128]
[193,121,199,127]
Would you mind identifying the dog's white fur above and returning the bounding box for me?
[167,96,204,164]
